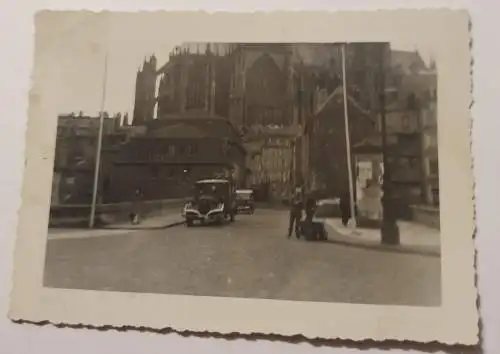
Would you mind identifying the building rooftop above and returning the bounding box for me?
[148,123,207,139]
[314,85,372,118]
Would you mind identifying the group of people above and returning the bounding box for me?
[287,190,317,239]
[287,188,355,239]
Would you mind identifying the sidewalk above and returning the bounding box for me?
[103,213,185,230]
[323,218,441,257]
[48,213,185,241]
[48,228,138,241]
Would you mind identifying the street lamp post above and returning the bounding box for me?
[379,43,400,245]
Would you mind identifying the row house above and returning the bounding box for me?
[51,133,127,205]
[56,113,123,137]
[109,115,246,202]
[353,92,438,220]
[243,126,296,201]
[420,93,439,206]
[52,114,129,205]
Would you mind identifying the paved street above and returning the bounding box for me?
[44,209,441,306]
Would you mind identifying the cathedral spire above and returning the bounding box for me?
[428,56,437,71]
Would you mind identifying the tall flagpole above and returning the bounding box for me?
[89,52,109,228]
[341,43,357,229]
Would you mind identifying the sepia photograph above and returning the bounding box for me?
[10,10,477,344]
[46,40,441,306]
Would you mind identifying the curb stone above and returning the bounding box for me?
[324,236,441,257]
[100,220,185,231]
[324,224,441,257]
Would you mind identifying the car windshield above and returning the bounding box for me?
[236,191,252,200]
[195,181,228,199]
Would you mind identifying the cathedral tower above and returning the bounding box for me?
[132,55,158,125]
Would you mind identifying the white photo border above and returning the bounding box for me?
[9,9,478,345]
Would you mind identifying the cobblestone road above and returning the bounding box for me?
[44,209,441,306]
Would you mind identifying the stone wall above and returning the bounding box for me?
[410,204,440,230]
[49,199,185,228]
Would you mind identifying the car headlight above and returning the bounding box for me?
[185,203,192,209]
[217,203,224,210]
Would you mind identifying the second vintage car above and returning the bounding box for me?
[182,178,237,226]
[235,189,255,214]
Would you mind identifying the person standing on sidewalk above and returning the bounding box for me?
[340,190,353,227]
[287,189,303,239]
[304,195,317,223]
[130,187,143,225]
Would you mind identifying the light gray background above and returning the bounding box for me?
[0,1,497,353]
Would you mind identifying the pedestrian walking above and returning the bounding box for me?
[130,188,143,225]
[287,190,303,239]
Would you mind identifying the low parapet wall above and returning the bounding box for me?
[49,199,185,228]
[410,205,440,230]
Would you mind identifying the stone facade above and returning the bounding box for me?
[51,114,128,205]
[52,133,126,205]
[352,98,438,220]
[420,92,439,206]
[227,44,293,130]
[155,45,232,119]
[245,130,295,201]
[132,55,157,126]
[384,105,426,212]
[127,43,436,205]
[303,87,378,199]
[57,113,121,136]
[109,115,246,202]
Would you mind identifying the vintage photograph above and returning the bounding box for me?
[10,11,477,344]
[46,41,441,306]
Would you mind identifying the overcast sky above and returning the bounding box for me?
[36,13,433,120]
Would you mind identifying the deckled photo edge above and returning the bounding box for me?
[9,9,478,345]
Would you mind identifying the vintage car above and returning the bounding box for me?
[235,189,254,214]
[182,179,237,226]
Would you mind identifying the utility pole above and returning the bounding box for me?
[89,53,109,229]
[296,70,304,192]
[378,43,400,245]
[341,43,357,229]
